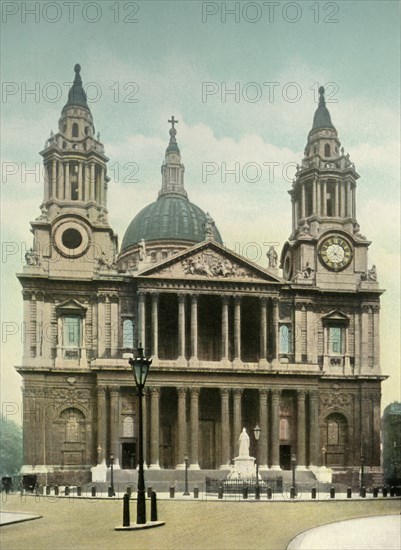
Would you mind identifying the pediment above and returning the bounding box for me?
[138,241,282,283]
[55,299,87,314]
[321,309,349,322]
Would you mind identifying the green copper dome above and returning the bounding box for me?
[121,194,223,251]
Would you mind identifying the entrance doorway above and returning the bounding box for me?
[121,442,136,469]
[280,445,291,470]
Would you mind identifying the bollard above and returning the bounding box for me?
[330,487,335,499]
[373,487,378,498]
[54,485,59,496]
[65,486,70,496]
[390,486,395,497]
[147,486,153,498]
[126,486,132,497]
[108,486,114,497]
[360,487,366,498]
[91,486,96,497]
[77,486,82,497]
[123,493,130,527]
[290,486,296,499]
[382,486,388,497]
[193,487,199,499]
[46,486,51,495]
[267,486,272,500]
[255,485,261,500]
[242,486,248,500]
[169,486,175,498]
[347,487,352,499]
[39,485,44,495]
[311,487,316,499]
[151,491,158,522]
[218,485,223,499]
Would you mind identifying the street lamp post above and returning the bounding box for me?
[183,454,190,495]
[253,425,261,487]
[291,454,297,497]
[129,345,152,525]
[109,453,115,496]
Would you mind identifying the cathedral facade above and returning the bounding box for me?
[17,65,385,486]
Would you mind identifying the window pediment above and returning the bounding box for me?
[321,309,349,324]
[56,299,87,316]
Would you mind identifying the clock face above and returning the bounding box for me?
[319,235,353,271]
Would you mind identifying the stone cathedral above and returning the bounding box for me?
[17,65,385,487]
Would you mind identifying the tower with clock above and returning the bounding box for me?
[281,86,374,291]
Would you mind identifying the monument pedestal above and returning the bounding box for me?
[227,456,258,480]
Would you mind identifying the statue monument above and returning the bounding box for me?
[227,427,260,480]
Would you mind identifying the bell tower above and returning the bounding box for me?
[26,64,118,277]
[280,87,377,291]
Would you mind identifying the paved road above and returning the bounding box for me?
[287,515,401,550]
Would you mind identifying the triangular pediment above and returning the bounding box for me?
[55,299,87,314]
[137,241,282,283]
[321,309,349,322]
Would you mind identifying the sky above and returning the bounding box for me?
[1,0,400,424]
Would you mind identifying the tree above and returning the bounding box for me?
[0,419,23,478]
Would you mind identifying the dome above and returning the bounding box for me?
[121,194,223,251]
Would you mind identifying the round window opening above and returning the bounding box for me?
[62,228,83,249]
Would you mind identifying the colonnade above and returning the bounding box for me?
[96,385,320,471]
[44,159,106,205]
[137,292,279,365]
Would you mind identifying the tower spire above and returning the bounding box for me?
[311,86,335,131]
[159,117,187,199]
[63,64,90,112]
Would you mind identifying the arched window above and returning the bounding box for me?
[123,319,134,349]
[279,324,293,354]
[72,123,79,138]
[279,418,291,440]
[122,416,134,438]
[324,143,330,157]
[61,408,85,442]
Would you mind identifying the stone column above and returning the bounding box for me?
[346,180,352,217]
[297,390,306,467]
[309,391,319,466]
[44,163,50,201]
[109,388,120,468]
[291,198,296,233]
[361,305,370,373]
[220,389,230,469]
[294,303,303,363]
[97,296,106,358]
[306,305,317,364]
[142,389,148,468]
[259,298,268,366]
[271,389,280,469]
[322,180,327,216]
[138,292,146,349]
[316,180,321,216]
[178,294,186,364]
[301,183,305,219]
[151,293,159,360]
[176,387,187,469]
[78,162,83,200]
[189,388,200,469]
[64,161,70,200]
[372,305,380,371]
[233,297,242,366]
[233,389,242,450]
[149,387,160,469]
[340,181,346,217]
[259,389,268,469]
[97,386,108,464]
[271,298,279,366]
[110,297,118,358]
[312,178,316,215]
[335,182,339,217]
[22,293,31,360]
[56,161,63,199]
[221,296,229,363]
[90,162,95,200]
[190,294,198,366]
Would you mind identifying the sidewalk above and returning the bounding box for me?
[287,515,401,550]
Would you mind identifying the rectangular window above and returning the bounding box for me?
[279,324,292,354]
[329,326,343,354]
[63,316,81,348]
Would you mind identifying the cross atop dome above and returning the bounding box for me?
[168,116,179,129]
[166,115,180,155]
